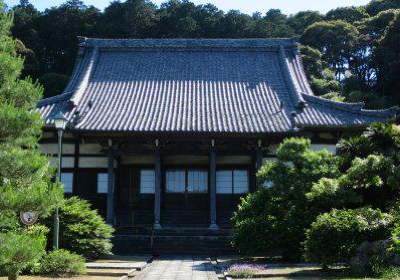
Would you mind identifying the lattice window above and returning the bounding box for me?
[140,170,156,194]
[61,173,73,193]
[216,170,249,194]
[97,173,108,193]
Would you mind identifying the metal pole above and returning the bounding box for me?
[54,129,63,250]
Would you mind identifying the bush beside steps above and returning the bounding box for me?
[38,249,86,277]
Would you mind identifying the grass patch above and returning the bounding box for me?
[233,266,400,280]
[235,276,390,280]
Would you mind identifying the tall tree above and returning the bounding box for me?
[156,0,202,37]
[195,3,224,37]
[220,10,254,38]
[35,0,100,75]
[252,9,295,38]
[325,6,370,23]
[300,20,360,80]
[374,13,400,105]
[0,1,62,279]
[99,0,158,38]
[287,10,324,34]
[366,0,400,16]
[11,0,41,78]
[357,9,399,44]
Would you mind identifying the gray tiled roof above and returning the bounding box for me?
[37,38,397,134]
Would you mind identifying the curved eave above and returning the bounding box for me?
[303,94,398,119]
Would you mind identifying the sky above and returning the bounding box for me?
[5,0,371,15]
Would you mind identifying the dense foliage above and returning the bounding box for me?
[38,249,86,276]
[0,231,46,280]
[304,123,400,266]
[5,0,400,109]
[304,208,393,268]
[43,197,114,259]
[233,122,400,267]
[0,1,63,279]
[231,138,340,259]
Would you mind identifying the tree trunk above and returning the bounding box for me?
[8,271,19,280]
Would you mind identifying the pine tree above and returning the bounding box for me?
[0,1,63,279]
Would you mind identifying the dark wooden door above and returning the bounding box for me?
[162,169,209,227]
[117,165,154,227]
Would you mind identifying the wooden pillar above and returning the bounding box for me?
[256,140,263,171]
[154,139,162,230]
[106,149,115,226]
[114,156,121,227]
[209,139,218,229]
[254,139,263,190]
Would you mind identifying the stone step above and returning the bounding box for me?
[113,235,237,254]
[86,262,144,270]
[155,227,233,236]
[115,227,233,236]
[86,268,131,277]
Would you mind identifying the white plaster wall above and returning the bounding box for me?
[318,133,336,140]
[63,132,74,139]
[79,157,110,168]
[164,156,208,165]
[50,157,74,168]
[42,132,54,139]
[79,143,103,155]
[217,156,252,165]
[41,143,75,155]
[309,144,336,154]
[122,156,155,165]
[266,143,336,155]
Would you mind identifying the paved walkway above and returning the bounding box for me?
[134,256,218,280]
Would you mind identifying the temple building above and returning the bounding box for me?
[37,38,396,253]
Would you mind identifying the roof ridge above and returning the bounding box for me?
[278,45,307,109]
[77,37,299,49]
[303,94,398,117]
[78,36,299,41]
[69,46,99,107]
[293,49,315,96]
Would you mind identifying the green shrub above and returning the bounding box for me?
[0,212,20,234]
[44,197,114,259]
[350,239,396,277]
[0,231,46,280]
[231,188,278,255]
[390,220,400,256]
[304,207,393,267]
[374,266,400,279]
[38,249,86,276]
[232,138,340,259]
[306,178,362,210]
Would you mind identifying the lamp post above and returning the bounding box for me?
[53,112,67,250]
